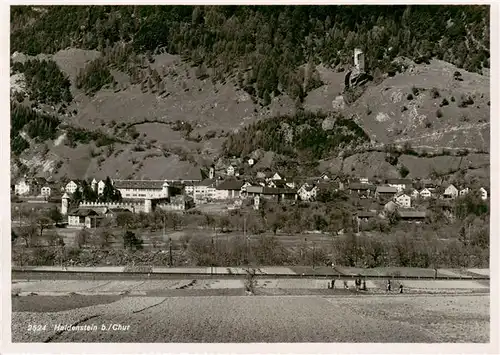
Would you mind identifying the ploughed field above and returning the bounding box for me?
[12,294,489,343]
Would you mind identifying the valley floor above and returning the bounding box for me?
[12,293,489,343]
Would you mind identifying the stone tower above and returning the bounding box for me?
[253,195,260,210]
[162,181,170,198]
[144,199,152,214]
[354,48,365,73]
[61,192,69,216]
[209,166,215,179]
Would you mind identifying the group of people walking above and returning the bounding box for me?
[386,279,404,293]
[328,278,404,293]
[328,277,366,291]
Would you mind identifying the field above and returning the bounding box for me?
[12,294,489,343]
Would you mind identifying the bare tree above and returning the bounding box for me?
[75,227,90,249]
[93,228,114,249]
[150,235,163,249]
[18,224,38,248]
[37,216,53,237]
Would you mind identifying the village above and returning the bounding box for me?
[11,159,489,230]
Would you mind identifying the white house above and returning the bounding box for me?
[184,182,195,195]
[40,186,51,197]
[67,208,102,228]
[194,178,217,202]
[409,188,420,199]
[241,181,252,191]
[248,158,255,166]
[443,184,459,199]
[91,178,97,191]
[359,177,369,184]
[419,188,432,199]
[214,180,245,200]
[113,180,171,199]
[387,179,412,192]
[14,179,31,195]
[226,166,235,176]
[320,173,330,181]
[459,188,469,196]
[479,187,488,200]
[65,181,79,194]
[269,173,283,181]
[97,180,106,195]
[298,183,318,201]
[384,200,398,213]
[395,193,411,208]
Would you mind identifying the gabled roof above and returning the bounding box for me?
[106,208,132,214]
[270,180,288,188]
[246,186,296,195]
[398,210,426,218]
[384,200,397,208]
[196,178,216,187]
[216,179,245,191]
[303,185,316,192]
[349,183,375,190]
[68,208,100,217]
[114,180,166,190]
[356,211,377,218]
[376,186,398,194]
[386,178,413,185]
[395,192,410,198]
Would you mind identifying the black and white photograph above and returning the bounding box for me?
[3,2,497,349]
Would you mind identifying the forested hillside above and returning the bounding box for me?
[11,5,489,103]
[10,6,490,182]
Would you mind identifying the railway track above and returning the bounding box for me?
[11,270,490,281]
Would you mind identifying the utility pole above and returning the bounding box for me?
[244,214,248,266]
[169,237,173,266]
[211,236,214,276]
[312,242,315,270]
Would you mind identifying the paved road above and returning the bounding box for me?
[12,294,489,343]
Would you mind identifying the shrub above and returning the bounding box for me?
[401,106,408,112]
[431,87,440,99]
[411,86,419,96]
[399,165,410,178]
[76,57,114,96]
[406,93,413,100]
[451,96,455,102]
[436,109,443,118]
[440,98,449,107]
[458,95,474,108]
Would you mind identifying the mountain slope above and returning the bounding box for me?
[9,6,490,183]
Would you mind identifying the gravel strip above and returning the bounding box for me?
[90,281,146,292]
[401,280,489,289]
[467,268,490,277]
[259,267,296,275]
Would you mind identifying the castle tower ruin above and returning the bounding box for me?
[354,48,365,73]
[61,193,69,215]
